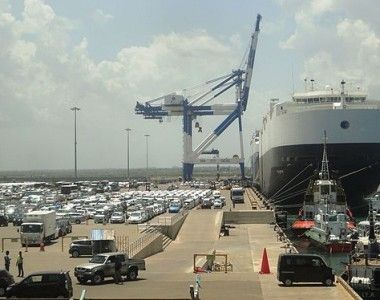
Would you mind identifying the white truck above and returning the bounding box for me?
[20,211,57,245]
[230,187,245,204]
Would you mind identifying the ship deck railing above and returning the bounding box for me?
[282,101,380,114]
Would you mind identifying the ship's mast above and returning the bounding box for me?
[340,80,346,107]
[320,130,330,180]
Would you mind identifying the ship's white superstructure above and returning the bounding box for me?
[253,81,380,206]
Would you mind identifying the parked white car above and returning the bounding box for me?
[110,212,125,224]
[213,199,223,209]
[128,211,147,224]
[67,212,86,224]
[94,213,107,224]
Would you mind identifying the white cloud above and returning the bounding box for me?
[279,0,380,96]
[0,0,242,170]
[21,0,55,32]
[310,0,336,15]
[92,8,114,24]
[10,40,36,62]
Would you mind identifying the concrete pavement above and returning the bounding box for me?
[0,189,356,299]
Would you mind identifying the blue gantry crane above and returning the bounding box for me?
[135,14,262,181]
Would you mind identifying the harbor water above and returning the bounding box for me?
[286,215,367,275]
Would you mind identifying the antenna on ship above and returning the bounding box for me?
[340,80,346,107]
[304,78,307,92]
[311,79,315,91]
[320,130,330,180]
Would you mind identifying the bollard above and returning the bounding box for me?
[79,289,86,300]
[40,242,45,252]
[189,285,195,300]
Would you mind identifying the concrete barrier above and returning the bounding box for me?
[222,210,275,224]
[336,276,363,300]
[130,212,188,259]
[159,212,188,240]
[132,234,163,259]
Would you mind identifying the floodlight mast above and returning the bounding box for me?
[135,14,262,182]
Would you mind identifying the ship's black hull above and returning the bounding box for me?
[259,143,380,213]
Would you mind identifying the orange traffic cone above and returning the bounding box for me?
[259,248,270,274]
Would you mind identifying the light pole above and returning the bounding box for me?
[125,128,131,179]
[144,134,150,180]
[70,107,80,180]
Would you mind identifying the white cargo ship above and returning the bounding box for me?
[252,81,380,207]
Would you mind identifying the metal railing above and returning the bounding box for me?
[153,210,189,226]
[281,101,380,113]
[115,235,129,253]
[130,210,190,256]
[128,230,161,258]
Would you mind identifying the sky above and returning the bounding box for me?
[0,0,379,171]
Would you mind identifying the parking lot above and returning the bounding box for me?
[0,185,356,299]
[0,181,236,297]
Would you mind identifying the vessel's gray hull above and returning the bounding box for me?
[259,143,380,208]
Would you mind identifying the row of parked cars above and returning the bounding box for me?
[2,187,222,230]
[200,190,226,209]
[1,180,221,224]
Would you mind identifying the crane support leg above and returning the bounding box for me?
[183,102,194,181]
[239,162,245,179]
[183,163,194,181]
[238,110,245,179]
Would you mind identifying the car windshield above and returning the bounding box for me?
[113,212,123,216]
[232,190,243,196]
[21,224,42,233]
[131,212,141,217]
[89,255,106,264]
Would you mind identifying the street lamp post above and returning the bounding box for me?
[144,134,150,180]
[125,128,131,179]
[70,107,80,180]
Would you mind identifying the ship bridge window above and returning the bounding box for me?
[328,215,337,222]
[320,185,330,195]
[327,97,335,103]
[328,97,340,102]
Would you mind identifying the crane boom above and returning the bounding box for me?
[134,14,262,182]
[241,14,261,110]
